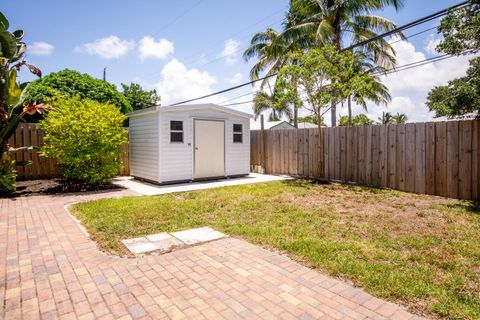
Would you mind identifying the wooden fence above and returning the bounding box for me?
[7,123,130,180]
[7,121,480,200]
[251,120,480,201]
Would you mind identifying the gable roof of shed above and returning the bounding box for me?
[127,103,252,118]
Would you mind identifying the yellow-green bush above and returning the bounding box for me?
[39,98,128,184]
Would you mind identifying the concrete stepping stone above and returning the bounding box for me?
[121,237,159,254]
[171,227,225,245]
[121,227,225,255]
[146,232,184,253]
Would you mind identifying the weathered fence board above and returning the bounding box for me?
[251,120,480,201]
[8,123,130,180]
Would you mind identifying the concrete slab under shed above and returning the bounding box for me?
[113,173,291,196]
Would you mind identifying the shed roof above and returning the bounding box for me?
[297,122,318,129]
[127,103,252,119]
[250,121,295,130]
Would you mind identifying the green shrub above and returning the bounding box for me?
[0,153,17,193]
[39,98,128,185]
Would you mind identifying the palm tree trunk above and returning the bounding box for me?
[348,95,352,126]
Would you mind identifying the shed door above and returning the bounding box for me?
[194,120,225,179]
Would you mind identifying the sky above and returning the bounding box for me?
[4,0,475,125]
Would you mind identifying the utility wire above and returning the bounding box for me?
[151,0,204,37]
[220,53,471,107]
[342,1,468,51]
[139,8,286,82]
[171,1,470,106]
[219,24,445,105]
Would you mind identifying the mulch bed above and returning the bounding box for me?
[2,179,123,198]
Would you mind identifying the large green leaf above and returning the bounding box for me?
[0,114,21,141]
[11,42,26,63]
[0,30,16,59]
[0,12,9,31]
[5,68,22,107]
[12,29,23,41]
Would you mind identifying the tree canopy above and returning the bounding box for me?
[426,0,480,118]
[121,83,160,111]
[339,114,373,126]
[23,69,132,114]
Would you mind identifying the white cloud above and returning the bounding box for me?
[76,36,134,59]
[424,34,442,55]
[226,72,242,84]
[138,36,174,60]
[220,39,240,65]
[29,41,54,56]
[152,58,217,105]
[338,37,473,125]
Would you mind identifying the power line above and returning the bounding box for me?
[151,0,204,37]
[388,26,438,45]
[219,53,471,108]
[218,26,438,106]
[139,7,287,82]
[170,1,470,106]
[342,1,468,51]
[218,91,254,104]
[371,53,451,76]
[379,53,467,76]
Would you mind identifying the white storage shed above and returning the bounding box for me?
[127,104,252,184]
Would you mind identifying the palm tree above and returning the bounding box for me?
[252,90,293,122]
[283,0,405,126]
[243,28,291,88]
[345,52,391,126]
[243,28,302,126]
[392,112,408,124]
[378,111,394,124]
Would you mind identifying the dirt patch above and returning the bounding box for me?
[2,179,123,198]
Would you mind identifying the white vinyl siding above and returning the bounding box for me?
[128,104,251,184]
[129,113,159,182]
[225,117,250,176]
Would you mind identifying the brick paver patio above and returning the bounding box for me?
[0,190,425,319]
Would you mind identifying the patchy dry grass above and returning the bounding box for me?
[71,180,480,319]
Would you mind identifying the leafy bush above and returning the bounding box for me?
[24,69,132,114]
[39,98,128,185]
[121,82,160,111]
[0,153,17,194]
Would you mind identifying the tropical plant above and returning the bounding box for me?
[243,28,303,125]
[392,112,407,124]
[121,83,160,111]
[426,1,480,117]
[39,98,127,185]
[0,153,16,193]
[377,111,407,124]
[251,0,404,126]
[296,114,318,124]
[277,46,361,129]
[24,69,133,115]
[378,111,394,124]
[339,114,373,126]
[0,11,48,193]
[252,89,293,121]
[344,52,391,126]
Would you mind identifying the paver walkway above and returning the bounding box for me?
[0,190,425,320]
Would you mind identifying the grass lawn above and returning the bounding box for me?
[71,180,480,319]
